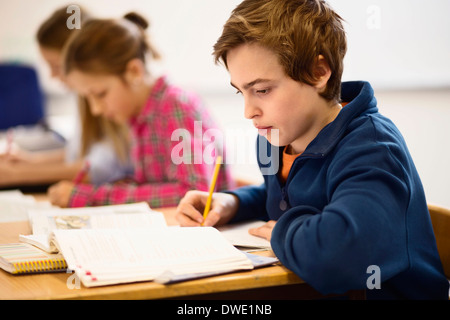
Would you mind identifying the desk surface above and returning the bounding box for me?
[0,204,367,300]
[0,207,312,300]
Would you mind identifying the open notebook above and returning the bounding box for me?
[52,227,255,287]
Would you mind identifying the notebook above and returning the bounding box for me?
[20,202,167,253]
[51,227,254,287]
[217,220,272,251]
[0,242,67,275]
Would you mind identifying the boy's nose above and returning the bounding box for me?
[244,98,260,120]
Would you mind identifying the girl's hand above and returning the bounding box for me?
[176,191,239,227]
[0,161,16,186]
[47,181,75,208]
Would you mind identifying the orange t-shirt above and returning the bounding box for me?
[279,146,301,184]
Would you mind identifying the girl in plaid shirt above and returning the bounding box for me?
[47,12,233,208]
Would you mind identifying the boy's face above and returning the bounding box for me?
[227,43,337,154]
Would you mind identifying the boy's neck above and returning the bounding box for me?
[289,101,342,155]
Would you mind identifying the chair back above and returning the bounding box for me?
[428,204,450,279]
[0,64,45,130]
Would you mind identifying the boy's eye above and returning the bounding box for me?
[235,90,242,95]
[256,88,270,95]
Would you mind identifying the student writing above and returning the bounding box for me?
[48,12,233,208]
[175,0,449,299]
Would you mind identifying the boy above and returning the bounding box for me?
[175,0,449,299]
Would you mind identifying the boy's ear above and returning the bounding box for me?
[313,55,332,92]
[124,58,145,86]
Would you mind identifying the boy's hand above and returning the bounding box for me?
[176,191,239,227]
[48,181,74,208]
[249,220,276,241]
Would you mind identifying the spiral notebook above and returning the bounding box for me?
[0,243,67,275]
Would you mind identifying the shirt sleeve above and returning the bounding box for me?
[227,183,269,222]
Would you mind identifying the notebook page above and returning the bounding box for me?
[217,220,272,250]
[53,227,253,287]
[29,202,165,235]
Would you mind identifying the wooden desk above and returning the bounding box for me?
[0,207,364,300]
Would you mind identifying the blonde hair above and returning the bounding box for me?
[213,0,347,103]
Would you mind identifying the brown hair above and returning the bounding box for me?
[62,12,161,162]
[37,6,130,163]
[78,96,130,162]
[213,0,347,103]
[63,12,160,76]
[36,5,91,49]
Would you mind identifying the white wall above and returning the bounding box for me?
[331,0,450,90]
[1,0,449,206]
[1,0,449,94]
[0,0,242,94]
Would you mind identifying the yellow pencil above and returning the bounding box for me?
[202,155,222,225]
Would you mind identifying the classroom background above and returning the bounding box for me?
[1,0,449,207]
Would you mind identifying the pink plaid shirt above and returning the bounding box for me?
[69,76,234,208]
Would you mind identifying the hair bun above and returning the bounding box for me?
[124,12,149,30]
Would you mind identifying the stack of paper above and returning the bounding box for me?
[0,190,53,222]
[0,125,65,153]
[20,202,166,253]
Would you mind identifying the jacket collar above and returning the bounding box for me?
[302,81,378,157]
[259,81,378,173]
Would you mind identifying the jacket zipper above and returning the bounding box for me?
[279,186,288,211]
[278,153,324,212]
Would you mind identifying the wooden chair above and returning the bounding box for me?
[428,204,450,299]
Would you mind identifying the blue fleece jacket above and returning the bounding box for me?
[230,81,449,299]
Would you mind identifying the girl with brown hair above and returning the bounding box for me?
[48,12,233,208]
